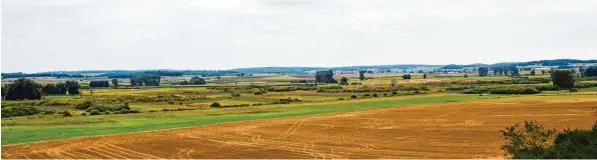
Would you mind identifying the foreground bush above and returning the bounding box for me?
[501,120,597,158]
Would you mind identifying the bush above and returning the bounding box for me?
[74,101,95,110]
[43,110,57,115]
[231,92,241,97]
[501,120,597,158]
[573,83,597,89]
[383,93,388,97]
[210,102,221,107]
[351,95,357,99]
[81,112,87,116]
[89,109,101,115]
[114,110,140,114]
[569,88,578,92]
[61,111,72,117]
[535,85,560,91]
[364,94,371,97]
[372,94,378,97]
[392,91,398,95]
[1,106,41,118]
[338,98,345,100]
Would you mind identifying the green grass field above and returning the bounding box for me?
[1,94,484,145]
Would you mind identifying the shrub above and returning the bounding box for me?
[74,101,95,110]
[104,111,111,115]
[254,91,263,95]
[43,110,57,115]
[392,91,398,95]
[210,102,221,107]
[535,85,560,91]
[81,112,87,116]
[501,120,597,158]
[231,92,241,97]
[350,95,357,99]
[573,83,597,89]
[338,98,345,100]
[372,94,378,97]
[1,106,41,118]
[61,111,72,117]
[569,88,578,92]
[114,110,140,114]
[89,109,101,115]
[168,101,175,105]
[383,93,388,96]
[364,94,371,97]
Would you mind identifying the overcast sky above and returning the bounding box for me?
[2,0,597,73]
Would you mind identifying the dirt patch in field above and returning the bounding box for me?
[3,99,596,159]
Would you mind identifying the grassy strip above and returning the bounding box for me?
[2,94,481,145]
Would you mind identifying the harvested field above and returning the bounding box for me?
[2,98,596,159]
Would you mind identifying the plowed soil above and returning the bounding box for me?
[3,98,596,159]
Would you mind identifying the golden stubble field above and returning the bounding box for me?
[2,96,596,159]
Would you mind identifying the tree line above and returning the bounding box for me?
[1,78,81,100]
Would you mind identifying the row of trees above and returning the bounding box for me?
[1,78,80,100]
[178,76,207,85]
[479,66,521,77]
[130,74,161,86]
[89,81,110,88]
[480,66,597,77]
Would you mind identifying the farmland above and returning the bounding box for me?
[2,72,597,158]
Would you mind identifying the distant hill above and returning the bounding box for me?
[2,59,596,78]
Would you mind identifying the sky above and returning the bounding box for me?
[2,0,597,73]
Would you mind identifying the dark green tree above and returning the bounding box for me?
[42,84,58,95]
[359,70,366,81]
[112,79,119,88]
[530,70,536,76]
[401,74,411,80]
[315,70,337,83]
[55,82,68,94]
[339,77,348,85]
[508,66,520,76]
[64,80,80,95]
[423,73,427,79]
[584,66,597,77]
[1,85,7,100]
[189,76,206,85]
[551,70,575,89]
[478,67,489,77]
[5,78,43,100]
[89,81,110,88]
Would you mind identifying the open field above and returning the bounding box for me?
[1,94,484,145]
[2,72,597,158]
[2,94,596,159]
